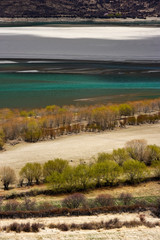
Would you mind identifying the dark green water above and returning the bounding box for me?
[0,68,160,108]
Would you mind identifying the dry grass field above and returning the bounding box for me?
[0,211,160,240]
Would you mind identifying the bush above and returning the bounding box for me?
[151,160,160,178]
[74,164,91,190]
[119,104,133,116]
[123,159,147,183]
[147,145,160,165]
[97,152,113,163]
[58,223,69,231]
[0,128,5,150]
[94,194,114,207]
[38,201,54,211]
[112,148,129,166]
[19,162,42,185]
[0,166,16,190]
[125,139,148,163]
[22,120,42,142]
[4,200,19,211]
[62,193,86,209]
[43,159,69,180]
[0,196,3,211]
[21,197,36,211]
[31,223,41,232]
[9,222,21,233]
[119,193,133,205]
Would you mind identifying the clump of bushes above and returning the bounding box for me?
[48,218,160,232]
[94,194,114,207]
[62,193,86,209]
[119,193,133,205]
[3,222,43,233]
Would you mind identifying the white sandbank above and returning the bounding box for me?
[0,26,160,61]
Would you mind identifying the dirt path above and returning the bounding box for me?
[0,124,160,171]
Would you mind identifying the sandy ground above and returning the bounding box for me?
[0,212,160,240]
[0,26,160,61]
[0,124,160,171]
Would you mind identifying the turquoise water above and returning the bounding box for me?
[0,71,160,108]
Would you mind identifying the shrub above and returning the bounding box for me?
[119,193,133,205]
[94,194,114,207]
[43,159,69,180]
[19,162,42,185]
[112,148,129,166]
[31,223,41,232]
[0,166,16,190]
[127,116,136,125]
[0,128,5,150]
[123,159,147,183]
[103,160,122,186]
[9,222,21,233]
[62,193,86,209]
[4,200,19,211]
[38,201,54,211]
[21,222,31,232]
[58,223,69,231]
[0,196,3,211]
[119,104,133,116]
[22,120,42,142]
[147,145,160,165]
[21,197,36,211]
[151,160,160,177]
[125,139,148,163]
[74,164,91,190]
[97,152,113,163]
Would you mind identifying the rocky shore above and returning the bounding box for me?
[0,0,159,19]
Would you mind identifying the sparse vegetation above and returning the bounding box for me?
[1,98,160,149]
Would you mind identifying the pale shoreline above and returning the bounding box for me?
[0,26,160,61]
[0,17,160,24]
[1,124,160,171]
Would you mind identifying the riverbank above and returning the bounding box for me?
[0,25,160,61]
[0,17,160,25]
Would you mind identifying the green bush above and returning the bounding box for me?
[43,159,69,180]
[123,159,147,183]
[97,152,113,163]
[151,160,160,178]
[20,163,42,185]
[0,128,5,150]
[147,145,160,165]
[22,120,42,142]
[119,104,133,116]
[112,148,129,166]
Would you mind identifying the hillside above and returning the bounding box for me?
[0,0,160,19]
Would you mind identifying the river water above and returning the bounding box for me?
[0,24,160,108]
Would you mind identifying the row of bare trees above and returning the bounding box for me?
[1,98,160,147]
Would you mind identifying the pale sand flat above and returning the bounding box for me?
[0,124,160,171]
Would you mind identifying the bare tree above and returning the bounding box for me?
[0,166,16,190]
[125,139,148,163]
